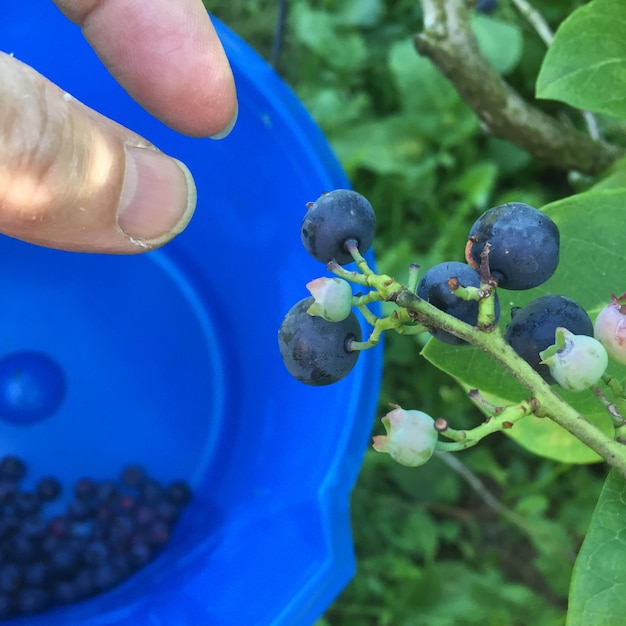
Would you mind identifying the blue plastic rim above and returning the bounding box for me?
[1,5,382,626]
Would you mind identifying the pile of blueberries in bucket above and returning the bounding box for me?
[0,455,192,619]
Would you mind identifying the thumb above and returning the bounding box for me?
[0,52,196,254]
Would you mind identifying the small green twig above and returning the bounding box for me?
[434,399,534,452]
[356,304,379,327]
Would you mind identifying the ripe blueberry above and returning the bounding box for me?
[416,261,500,345]
[278,297,361,385]
[504,295,593,382]
[475,0,498,13]
[468,202,559,290]
[300,189,376,265]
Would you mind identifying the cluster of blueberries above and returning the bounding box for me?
[278,188,601,388]
[0,455,191,619]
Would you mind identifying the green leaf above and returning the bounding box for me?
[567,470,626,626]
[388,39,479,146]
[290,4,367,71]
[472,14,523,75]
[330,114,436,177]
[423,189,626,463]
[536,0,626,119]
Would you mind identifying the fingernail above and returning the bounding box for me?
[118,147,197,245]
[210,102,238,140]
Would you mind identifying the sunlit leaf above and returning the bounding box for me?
[536,0,626,118]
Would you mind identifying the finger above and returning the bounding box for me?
[0,53,196,254]
[53,0,238,138]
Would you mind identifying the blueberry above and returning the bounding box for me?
[121,465,147,489]
[74,477,96,501]
[0,563,21,593]
[128,538,154,569]
[95,480,118,503]
[71,568,96,600]
[0,481,17,503]
[504,295,593,382]
[17,586,51,615]
[117,494,137,513]
[0,509,20,538]
[70,497,98,521]
[23,561,50,587]
[48,543,82,578]
[156,500,180,524]
[93,562,126,592]
[47,515,72,539]
[166,481,192,507]
[15,491,41,516]
[468,202,559,290]
[53,580,82,604]
[416,261,500,345]
[21,516,47,541]
[475,0,498,13]
[139,479,163,505]
[278,297,362,385]
[0,591,14,619]
[146,520,170,547]
[134,504,157,527]
[36,476,62,502]
[300,189,376,265]
[9,534,40,564]
[0,456,26,482]
[83,540,110,567]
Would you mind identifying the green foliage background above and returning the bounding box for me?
[205,1,626,624]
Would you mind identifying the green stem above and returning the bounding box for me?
[436,400,533,452]
[406,263,421,294]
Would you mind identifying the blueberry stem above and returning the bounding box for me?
[406,263,421,293]
[436,399,535,452]
[592,385,625,428]
[352,291,383,308]
[355,304,380,327]
[447,279,498,331]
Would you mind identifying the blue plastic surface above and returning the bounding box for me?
[1,5,382,626]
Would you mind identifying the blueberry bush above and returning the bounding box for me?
[211,0,626,624]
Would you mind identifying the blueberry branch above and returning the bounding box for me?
[331,246,626,480]
[414,0,623,175]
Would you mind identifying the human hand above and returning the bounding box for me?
[0,0,237,253]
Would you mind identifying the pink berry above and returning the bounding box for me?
[594,293,626,365]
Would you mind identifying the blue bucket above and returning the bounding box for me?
[1,4,382,625]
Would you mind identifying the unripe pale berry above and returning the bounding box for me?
[306,277,353,322]
[540,327,608,392]
[372,407,438,467]
[594,293,626,365]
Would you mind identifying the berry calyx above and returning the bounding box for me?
[539,327,608,392]
[372,407,438,467]
[504,295,593,382]
[467,202,560,290]
[300,189,376,265]
[594,293,626,365]
[416,261,500,345]
[278,297,362,385]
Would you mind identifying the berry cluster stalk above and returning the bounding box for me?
[332,245,626,480]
